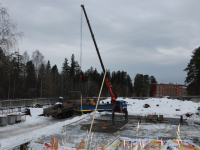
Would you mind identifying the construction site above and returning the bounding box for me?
[1,3,200,150]
[0,96,200,149]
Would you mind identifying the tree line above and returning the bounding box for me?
[1,2,200,99]
[0,49,136,99]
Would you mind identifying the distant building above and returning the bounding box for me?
[149,83,187,97]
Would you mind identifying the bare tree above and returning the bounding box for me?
[22,50,29,89]
[22,50,29,65]
[32,49,44,77]
[32,50,44,97]
[0,3,23,54]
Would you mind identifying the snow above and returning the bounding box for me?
[0,108,102,149]
[0,115,6,117]
[0,97,200,149]
[101,97,200,119]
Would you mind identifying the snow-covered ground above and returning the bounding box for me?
[101,97,200,119]
[0,108,99,149]
[0,97,200,149]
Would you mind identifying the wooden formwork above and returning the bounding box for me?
[145,115,158,122]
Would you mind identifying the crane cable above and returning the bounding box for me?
[80,8,83,68]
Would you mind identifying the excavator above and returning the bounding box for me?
[81,5,127,114]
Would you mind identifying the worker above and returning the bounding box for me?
[124,109,128,122]
[59,96,63,101]
[58,103,62,109]
[112,110,115,125]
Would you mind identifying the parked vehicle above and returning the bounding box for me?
[43,102,74,119]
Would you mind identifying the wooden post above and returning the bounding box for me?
[180,115,183,122]
[85,70,107,150]
[81,94,83,114]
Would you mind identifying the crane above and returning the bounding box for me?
[81,5,117,104]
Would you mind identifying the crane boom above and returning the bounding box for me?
[81,5,116,102]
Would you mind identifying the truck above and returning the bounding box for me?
[73,100,127,114]
[43,102,74,119]
[43,92,99,118]
[43,92,82,118]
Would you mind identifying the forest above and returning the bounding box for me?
[0,49,136,99]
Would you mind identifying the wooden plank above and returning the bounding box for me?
[62,117,87,127]
[104,135,120,148]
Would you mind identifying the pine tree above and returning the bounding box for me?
[25,61,36,97]
[0,48,8,99]
[61,58,70,97]
[184,47,200,95]
[44,60,52,97]
[127,75,133,96]
[69,54,80,90]
[134,74,143,97]
[143,75,150,97]
[62,58,70,76]
[38,63,45,98]
[46,60,51,76]
[150,76,157,84]
[51,65,59,97]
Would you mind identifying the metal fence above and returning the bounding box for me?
[0,98,58,108]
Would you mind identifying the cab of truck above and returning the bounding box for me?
[115,100,127,112]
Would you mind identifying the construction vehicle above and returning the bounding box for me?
[43,102,74,118]
[43,92,82,118]
[74,5,128,114]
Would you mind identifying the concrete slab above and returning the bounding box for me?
[95,114,188,126]
[31,114,200,149]
[81,122,128,134]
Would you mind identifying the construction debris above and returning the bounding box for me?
[143,104,150,108]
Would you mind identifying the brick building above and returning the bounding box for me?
[149,83,187,97]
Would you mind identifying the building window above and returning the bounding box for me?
[156,91,159,93]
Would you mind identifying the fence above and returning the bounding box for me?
[0,98,59,108]
[1,96,200,108]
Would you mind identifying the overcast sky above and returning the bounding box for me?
[1,0,200,85]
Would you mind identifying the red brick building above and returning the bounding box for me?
[150,83,187,97]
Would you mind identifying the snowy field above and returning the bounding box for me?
[0,97,200,149]
[101,97,200,119]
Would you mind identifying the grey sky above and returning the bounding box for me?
[1,0,200,85]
